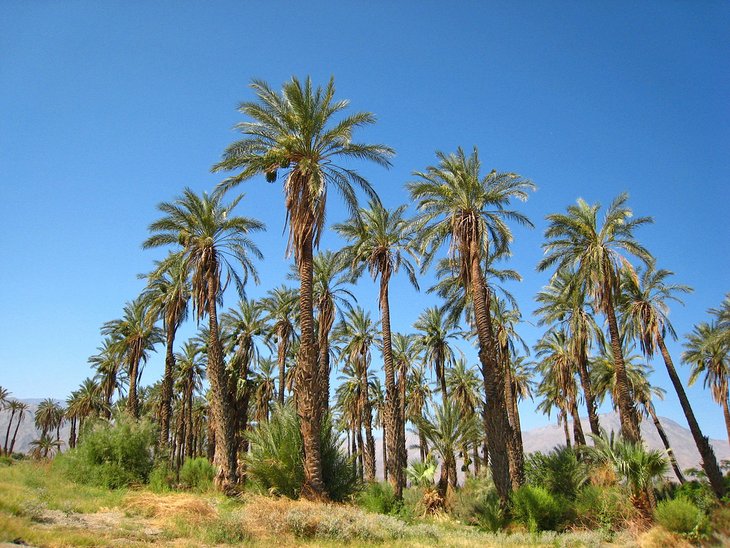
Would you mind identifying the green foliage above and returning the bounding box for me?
[57,417,155,489]
[0,456,13,467]
[671,479,719,513]
[573,485,637,534]
[451,476,505,532]
[655,497,709,541]
[524,446,588,499]
[245,404,358,501]
[148,460,175,493]
[405,458,437,488]
[357,482,400,515]
[511,485,564,533]
[179,457,215,491]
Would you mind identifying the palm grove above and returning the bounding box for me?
[4,76,728,512]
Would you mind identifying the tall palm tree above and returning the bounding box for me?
[535,268,603,436]
[261,286,299,405]
[446,358,482,475]
[174,340,206,461]
[144,187,264,493]
[334,307,380,481]
[413,306,460,403]
[88,337,124,417]
[539,194,653,443]
[620,266,724,497]
[3,398,20,455]
[6,401,28,455]
[142,252,191,448]
[0,387,9,411]
[392,333,421,475]
[34,398,64,440]
[66,378,105,448]
[408,146,534,500]
[335,200,419,497]
[405,363,433,462]
[683,320,730,446]
[213,76,393,499]
[102,297,163,418]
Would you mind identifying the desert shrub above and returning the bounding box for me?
[671,480,718,513]
[655,497,709,541]
[511,485,564,532]
[246,403,358,501]
[357,481,399,514]
[56,416,154,488]
[524,446,587,499]
[0,456,13,466]
[451,476,505,532]
[148,460,175,493]
[180,457,215,491]
[574,485,637,534]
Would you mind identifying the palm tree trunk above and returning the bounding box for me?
[577,350,601,436]
[127,351,141,419]
[561,409,572,448]
[360,359,376,481]
[382,433,388,481]
[277,328,287,405]
[469,244,518,501]
[185,388,194,459]
[603,280,641,443]
[645,403,684,483]
[721,392,730,451]
[379,275,403,497]
[502,354,526,484]
[397,358,408,488]
[570,398,586,446]
[317,306,333,412]
[356,424,365,481]
[296,235,327,499]
[3,409,15,455]
[159,323,177,448]
[68,417,76,450]
[9,414,24,454]
[206,272,239,494]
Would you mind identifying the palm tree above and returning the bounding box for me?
[34,398,64,440]
[334,307,380,481]
[6,401,28,455]
[405,363,433,462]
[0,387,9,411]
[66,378,105,448]
[620,266,724,497]
[102,297,163,418]
[335,200,419,497]
[414,307,460,403]
[144,187,264,493]
[174,340,206,462]
[252,357,277,424]
[408,146,534,500]
[539,194,653,444]
[261,286,298,405]
[683,320,730,446]
[142,252,190,448]
[392,333,421,475]
[88,337,123,417]
[213,76,393,499]
[29,435,62,460]
[446,358,482,474]
[3,398,22,455]
[535,268,603,436]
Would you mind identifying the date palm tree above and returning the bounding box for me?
[408,146,534,500]
[88,337,124,418]
[620,266,724,497]
[34,398,64,441]
[144,187,264,493]
[213,76,393,499]
[6,401,28,455]
[335,200,419,497]
[539,193,653,444]
[174,340,205,461]
[446,358,482,474]
[261,286,299,405]
[252,357,277,424]
[66,378,105,448]
[414,306,460,404]
[142,252,190,448]
[392,333,421,474]
[102,297,163,418]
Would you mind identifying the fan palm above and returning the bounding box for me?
[142,252,190,447]
[213,76,393,499]
[144,187,264,493]
[539,193,653,443]
[335,200,419,496]
[408,146,534,499]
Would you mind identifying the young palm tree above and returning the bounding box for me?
[334,200,419,497]
[408,146,534,500]
[144,187,264,493]
[213,76,393,499]
[620,266,724,497]
[29,435,62,460]
[539,194,653,444]
[683,320,730,446]
[102,297,163,418]
[406,364,433,462]
[142,252,191,448]
[535,268,603,436]
[34,398,64,441]
[261,286,299,405]
[414,306,460,403]
[66,378,105,448]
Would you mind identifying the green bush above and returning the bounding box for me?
[179,457,215,491]
[149,459,175,493]
[56,416,155,489]
[246,403,358,501]
[524,446,587,499]
[357,482,399,514]
[655,497,709,540]
[0,455,13,466]
[451,476,505,532]
[511,485,564,532]
[671,480,718,513]
[574,485,636,534]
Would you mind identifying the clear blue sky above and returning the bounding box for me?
[1,2,728,438]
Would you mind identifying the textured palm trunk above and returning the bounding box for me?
[570,398,586,446]
[9,414,23,454]
[3,410,15,454]
[645,403,684,483]
[359,353,376,481]
[576,350,601,436]
[382,435,388,481]
[296,235,327,499]
[419,429,428,462]
[603,281,641,443]
[277,327,288,406]
[356,424,365,481]
[561,409,572,448]
[722,391,730,449]
[469,244,515,502]
[206,272,239,494]
[502,353,525,486]
[379,276,403,497]
[316,315,333,412]
[397,358,408,486]
[185,386,195,459]
[159,323,177,448]
[656,337,725,497]
[127,350,141,419]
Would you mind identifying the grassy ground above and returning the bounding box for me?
[0,460,687,547]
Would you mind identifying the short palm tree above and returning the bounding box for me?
[446,358,482,474]
[174,340,206,461]
[144,187,264,493]
[34,398,64,440]
[620,266,724,497]
[408,146,534,500]
[213,76,393,499]
[261,286,299,405]
[539,193,653,443]
[142,252,190,448]
[335,200,419,497]
[66,378,105,448]
[29,435,62,460]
